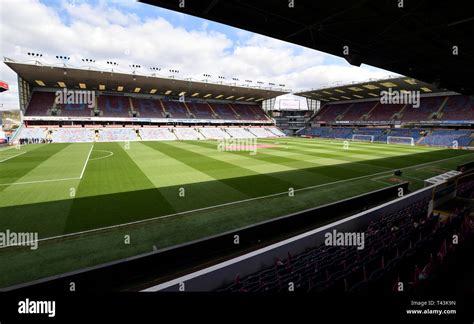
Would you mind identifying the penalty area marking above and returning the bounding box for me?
[6,151,474,248]
[0,177,80,187]
[0,144,94,186]
[79,144,94,179]
[0,146,16,152]
[89,150,114,161]
[0,152,26,163]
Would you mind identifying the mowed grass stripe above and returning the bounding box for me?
[284,138,471,161]
[186,140,325,170]
[272,138,442,159]
[275,137,434,152]
[64,142,175,233]
[266,138,471,170]
[0,144,91,208]
[178,140,296,173]
[264,141,427,170]
[263,137,431,157]
[186,140,382,185]
[257,138,426,165]
[13,143,91,182]
[0,144,85,237]
[0,144,71,192]
[142,141,297,197]
[124,142,249,212]
[175,140,333,188]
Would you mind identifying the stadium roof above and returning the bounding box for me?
[144,0,474,95]
[296,76,446,103]
[4,60,288,102]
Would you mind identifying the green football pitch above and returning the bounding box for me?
[0,137,473,288]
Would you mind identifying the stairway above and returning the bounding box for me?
[364,102,380,120]
[228,104,241,119]
[433,96,449,119]
[206,103,218,119]
[182,102,195,118]
[393,104,408,120]
[159,99,169,118]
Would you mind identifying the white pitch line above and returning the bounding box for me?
[415,165,450,172]
[4,151,473,248]
[403,175,425,182]
[0,177,80,187]
[0,145,95,186]
[0,146,15,152]
[89,150,114,161]
[371,178,393,185]
[372,174,392,181]
[0,152,26,163]
[79,144,94,179]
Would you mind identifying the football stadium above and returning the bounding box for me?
[1,0,474,321]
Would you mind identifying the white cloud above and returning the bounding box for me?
[0,0,395,110]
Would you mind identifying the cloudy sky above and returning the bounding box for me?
[0,0,397,110]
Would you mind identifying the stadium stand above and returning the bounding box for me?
[131,98,165,118]
[97,95,131,117]
[210,103,239,119]
[24,92,55,116]
[139,127,177,141]
[232,104,269,121]
[56,103,93,117]
[380,128,424,143]
[248,127,279,138]
[22,91,275,125]
[366,104,404,122]
[186,102,216,119]
[340,102,378,121]
[51,128,95,143]
[267,127,286,137]
[13,126,284,143]
[309,94,474,124]
[421,129,472,147]
[162,100,191,118]
[439,96,474,121]
[456,174,474,199]
[17,127,47,140]
[299,126,473,148]
[174,127,205,140]
[325,127,353,139]
[353,127,386,138]
[314,103,352,122]
[225,127,255,138]
[98,128,138,142]
[217,199,471,293]
[400,96,444,122]
[199,127,231,139]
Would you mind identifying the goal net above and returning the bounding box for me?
[352,134,374,142]
[387,136,415,146]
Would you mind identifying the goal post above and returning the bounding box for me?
[387,136,415,146]
[352,134,374,142]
